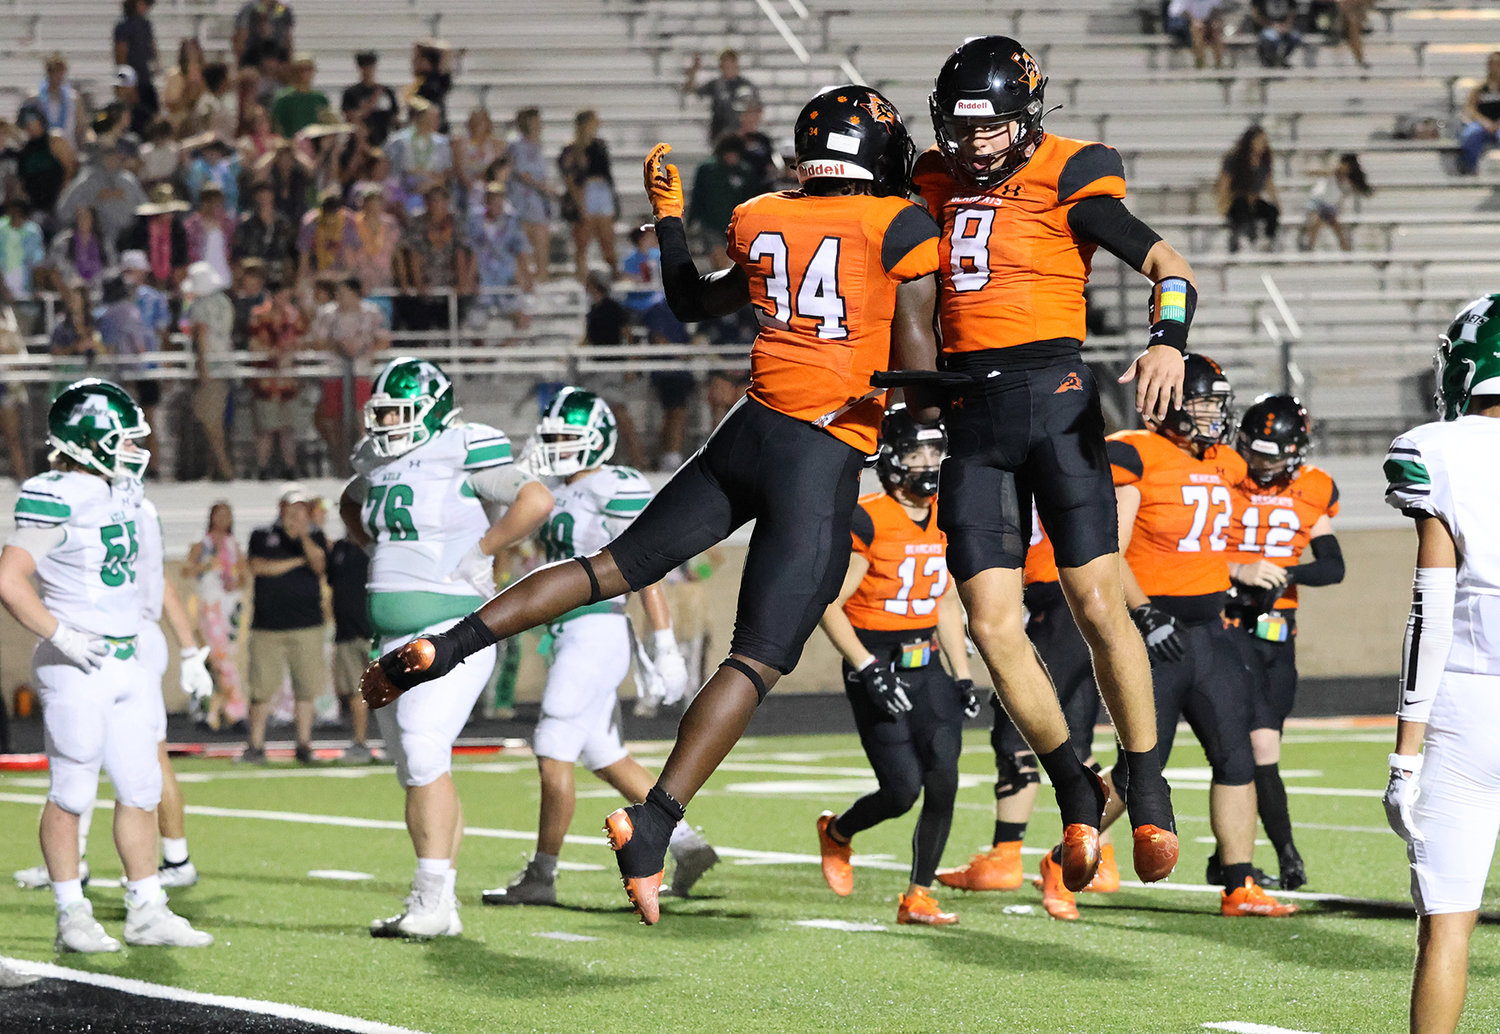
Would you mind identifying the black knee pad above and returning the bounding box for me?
[1209,744,1256,787]
[573,555,602,604]
[721,657,770,703]
[994,751,1039,801]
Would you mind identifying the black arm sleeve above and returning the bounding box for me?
[656,215,752,323]
[850,504,875,549]
[1284,534,1345,588]
[1105,440,1143,481]
[1066,196,1162,271]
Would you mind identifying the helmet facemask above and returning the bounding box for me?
[1168,394,1234,448]
[887,443,944,501]
[933,102,1044,187]
[364,394,437,458]
[532,417,613,477]
[1238,436,1301,488]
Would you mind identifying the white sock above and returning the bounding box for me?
[442,868,457,898]
[670,820,692,846]
[125,874,162,908]
[53,878,84,910]
[415,857,449,879]
[161,837,189,866]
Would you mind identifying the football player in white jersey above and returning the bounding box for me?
[1383,294,1500,1034]
[0,380,212,953]
[339,357,554,939]
[482,388,717,907]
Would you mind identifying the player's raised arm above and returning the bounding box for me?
[644,143,751,322]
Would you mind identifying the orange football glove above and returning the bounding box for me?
[643,142,684,221]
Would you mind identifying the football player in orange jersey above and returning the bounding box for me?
[1224,394,1344,892]
[360,85,944,924]
[914,35,1193,892]
[813,405,975,926]
[1080,354,1295,919]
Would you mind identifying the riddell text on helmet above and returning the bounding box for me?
[952,99,996,116]
[799,160,872,179]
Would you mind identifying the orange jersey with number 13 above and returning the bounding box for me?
[843,491,951,632]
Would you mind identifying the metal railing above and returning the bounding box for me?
[1258,272,1304,398]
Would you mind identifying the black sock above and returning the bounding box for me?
[1254,763,1294,855]
[612,786,682,878]
[645,785,685,825]
[1121,748,1175,831]
[994,821,1027,846]
[1037,745,1103,827]
[1221,862,1255,892]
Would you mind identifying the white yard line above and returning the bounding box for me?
[1203,1023,1321,1034]
[0,956,430,1034]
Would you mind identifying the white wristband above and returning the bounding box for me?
[180,647,200,659]
[1388,753,1423,774]
[856,655,877,672]
[652,629,679,655]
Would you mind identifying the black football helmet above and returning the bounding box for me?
[877,403,946,499]
[793,84,915,197]
[1236,393,1310,487]
[1159,353,1234,447]
[930,35,1049,187]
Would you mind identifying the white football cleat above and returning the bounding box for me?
[157,860,199,888]
[16,860,90,890]
[123,893,214,947]
[369,871,460,939]
[55,900,121,954]
[665,828,720,897]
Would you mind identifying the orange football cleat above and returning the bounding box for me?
[604,809,664,925]
[1221,878,1299,918]
[359,639,436,709]
[897,886,958,926]
[936,841,1023,892]
[816,811,853,897]
[1082,842,1120,893]
[1132,824,1179,883]
[1058,823,1101,893]
[1034,851,1079,921]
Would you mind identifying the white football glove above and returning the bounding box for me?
[454,543,497,597]
[49,624,109,671]
[653,630,690,706]
[1383,753,1424,845]
[179,646,214,701]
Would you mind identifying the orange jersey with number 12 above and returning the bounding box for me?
[1226,465,1340,609]
[843,491,950,632]
[726,191,940,454]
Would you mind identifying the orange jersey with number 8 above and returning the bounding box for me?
[725,191,940,454]
[1225,465,1340,609]
[843,491,950,632]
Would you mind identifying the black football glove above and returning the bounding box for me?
[1131,604,1186,665]
[856,660,912,720]
[956,678,982,719]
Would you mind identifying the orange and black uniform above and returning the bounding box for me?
[611,193,940,674]
[914,134,1163,580]
[1108,429,1255,786]
[833,491,963,888]
[1224,466,1341,731]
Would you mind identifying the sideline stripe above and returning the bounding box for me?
[1203,1023,1321,1034]
[0,956,429,1034]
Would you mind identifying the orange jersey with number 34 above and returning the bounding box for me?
[1225,465,1340,609]
[726,191,940,453]
[843,491,951,632]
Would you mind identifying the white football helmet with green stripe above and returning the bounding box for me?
[1436,294,1500,420]
[47,378,151,482]
[533,387,618,477]
[365,357,456,458]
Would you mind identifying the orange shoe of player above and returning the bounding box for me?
[1221,878,1299,918]
[898,886,959,926]
[1082,842,1120,893]
[935,841,1023,892]
[1058,823,1101,893]
[1132,824,1179,883]
[816,811,853,897]
[1034,851,1079,921]
[604,809,664,925]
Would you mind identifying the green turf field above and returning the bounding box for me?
[2,722,1497,1034]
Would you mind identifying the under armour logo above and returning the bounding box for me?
[1149,329,1167,341]
[996,183,1022,198]
[1054,372,1083,394]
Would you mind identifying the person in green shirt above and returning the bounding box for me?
[270,52,328,137]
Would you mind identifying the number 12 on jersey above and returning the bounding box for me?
[748,232,848,339]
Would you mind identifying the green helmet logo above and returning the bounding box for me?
[532,386,617,476]
[364,356,455,457]
[1436,294,1500,421]
[47,379,150,481]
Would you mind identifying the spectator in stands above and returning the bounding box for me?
[231,257,267,349]
[256,139,315,226]
[1216,125,1280,252]
[185,502,247,730]
[55,137,147,249]
[271,53,329,138]
[234,0,295,69]
[643,301,693,472]
[687,135,755,267]
[33,53,84,147]
[311,273,387,469]
[455,108,505,215]
[119,249,172,347]
[621,224,663,319]
[238,102,278,162]
[1253,0,1302,68]
[122,184,190,288]
[5,104,77,227]
[299,118,355,200]
[112,65,153,139]
[343,51,398,148]
[1299,152,1371,251]
[1458,52,1500,176]
[1169,0,1227,69]
[244,486,327,764]
[250,43,291,114]
[701,304,756,428]
[395,182,473,331]
[113,0,160,119]
[505,107,552,281]
[558,109,618,282]
[469,178,534,330]
[248,276,308,479]
[350,182,398,323]
[326,534,372,762]
[96,275,161,448]
[45,206,113,290]
[405,39,454,132]
[683,48,760,144]
[163,38,207,131]
[732,98,777,194]
[185,181,236,287]
[185,62,236,141]
[1334,0,1372,69]
[297,187,358,285]
[0,302,26,479]
[578,269,647,469]
[385,97,452,217]
[182,260,237,481]
[183,133,242,214]
[137,117,181,190]
[0,198,46,303]
[234,180,297,280]
[47,284,103,388]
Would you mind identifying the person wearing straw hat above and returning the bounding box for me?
[120,184,188,289]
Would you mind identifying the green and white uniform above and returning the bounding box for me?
[133,498,172,742]
[533,465,654,769]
